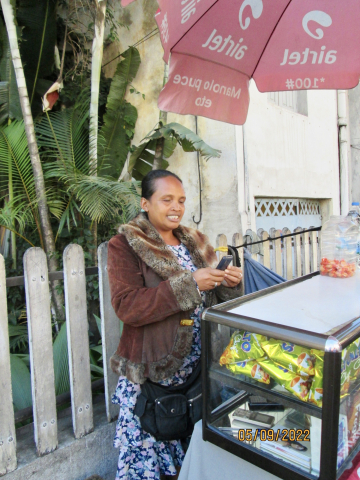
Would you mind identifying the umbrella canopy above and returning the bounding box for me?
[124,0,360,125]
[243,248,285,295]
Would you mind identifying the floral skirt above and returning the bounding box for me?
[112,376,185,480]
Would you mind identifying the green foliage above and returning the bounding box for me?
[0,120,42,244]
[98,47,141,180]
[0,17,22,122]
[36,90,140,231]
[16,0,57,114]
[129,122,221,180]
[10,353,32,411]
[53,323,70,396]
[8,323,28,351]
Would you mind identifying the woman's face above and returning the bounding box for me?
[141,176,186,233]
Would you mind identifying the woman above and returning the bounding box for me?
[108,170,242,480]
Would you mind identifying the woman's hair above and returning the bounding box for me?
[141,170,183,200]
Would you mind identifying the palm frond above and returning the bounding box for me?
[98,47,140,180]
[0,17,22,122]
[8,324,28,351]
[0,121,41,239]
[53,323,70,396]
[70,175,140,223]
[36,90,90,174]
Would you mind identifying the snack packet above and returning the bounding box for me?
[340,347,351,398]
[257,356,311,402]
[219,330,266,365]
[261,338,315,376]
[308,349,324,407]
[347,339,360,382]
[226,359,270,384]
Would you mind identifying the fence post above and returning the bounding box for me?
[271,229,282,276]
[23,248,58,455]
[260,230,271,269]
[98,242,121,422]
[282,228,293,280]
[294,227,303,278]
[0,254,17,474]
[63,244,94,439]
[232,233,245,297]
[310,230,319,272]
[303,229,311,275]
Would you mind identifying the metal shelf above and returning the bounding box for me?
[209,365,322,419]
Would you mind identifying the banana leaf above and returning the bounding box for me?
[128,122,221,180]
[10,353,32,411]
[98,47,140,180]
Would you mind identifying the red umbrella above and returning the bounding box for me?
[123,1,360,125]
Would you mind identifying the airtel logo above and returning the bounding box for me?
[302,11,332,39]
[239,2,333,42]
[239,0,263,30]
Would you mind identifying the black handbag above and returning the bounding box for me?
[134,361,202,441]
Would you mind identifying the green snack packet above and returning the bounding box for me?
[219,330,266,365]
[261,338,315,376]
[308,349,324,407]
[257,356,311,402]
[226,359,270,384]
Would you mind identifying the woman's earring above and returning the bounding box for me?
[140,208,145,212]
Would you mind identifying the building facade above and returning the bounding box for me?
[104,0,341,246]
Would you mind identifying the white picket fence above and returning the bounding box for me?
[0,226,320,476]
[215,227,321,283]
[0,242,120,475]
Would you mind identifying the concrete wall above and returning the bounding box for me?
[6,403,118,480]
[236,84,340,233]
[104,1,340,244]
[349,83,360,205]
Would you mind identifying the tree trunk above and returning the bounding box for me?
[89,0,107,170]
[1,0,64,320]
[152,137,165,170]
[89,0,107,266]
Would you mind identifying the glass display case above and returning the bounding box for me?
[201,271,360,480]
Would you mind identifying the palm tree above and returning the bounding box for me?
[0,0,63,319]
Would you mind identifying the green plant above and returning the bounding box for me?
[97,47,141,180]
[129,122,222,180]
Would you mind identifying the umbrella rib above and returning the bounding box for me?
[170,51,251,78]
[169,0,221,59]
[251,0,294,78]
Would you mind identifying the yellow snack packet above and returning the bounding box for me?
[219,330,266,365]
[257,356,311,402]
[261,338,315,376]
[226,359,270,384]
[308,349,324,407]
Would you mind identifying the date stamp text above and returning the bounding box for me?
[238,429,310,442]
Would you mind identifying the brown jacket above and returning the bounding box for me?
[108,213,241,384]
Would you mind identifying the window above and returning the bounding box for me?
[268,90,308,116]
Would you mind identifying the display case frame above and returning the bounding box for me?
[202,272,360,480]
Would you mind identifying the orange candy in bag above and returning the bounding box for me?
[320,257,356,278]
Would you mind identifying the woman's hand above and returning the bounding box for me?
[223,265,243,287]
[192,268,226,291]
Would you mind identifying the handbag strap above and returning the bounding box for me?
[146,358,201,395]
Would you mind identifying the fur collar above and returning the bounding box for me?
[118,213,217,279]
